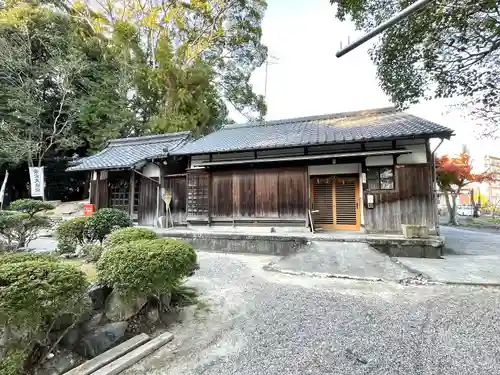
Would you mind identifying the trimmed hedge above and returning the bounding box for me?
[84,208,132,244]
[97,238,197,299]
[105,227,158,248]
[0,252,58,264]
[55,217,88,254]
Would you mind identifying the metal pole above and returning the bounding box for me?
[336,0,435,58]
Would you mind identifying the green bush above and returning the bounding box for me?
[9,199,55,217]
[0,212,51,249]
[80,244,104,262]
[0,348,29,375]
[0,252,57,264]
[97,238,197,299]
[55,217,88,254]
[0,257,89,342]
[84,208,132,244]
[105,227,157,248]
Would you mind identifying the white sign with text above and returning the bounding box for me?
[29,167,44,197]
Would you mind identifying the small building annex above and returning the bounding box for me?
[171,107,454,234]
[67,132,191,226]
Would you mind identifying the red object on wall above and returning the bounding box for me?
[83,204,95,216]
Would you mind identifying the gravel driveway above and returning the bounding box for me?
[122,251,500,375]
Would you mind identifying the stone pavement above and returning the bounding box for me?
[396,226,500,285]
[266,241,415,282]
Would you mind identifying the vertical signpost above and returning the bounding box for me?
[29,167,45,199]
[0,170,9,210]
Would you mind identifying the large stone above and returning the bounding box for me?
[75,322,128,358]
[105,291,147,322]
[57,326,81,349]
[52,313,77,331]
[88,282,113,311]
[83,312,105,332]
[159,292,172,309]
[37,349,85,375]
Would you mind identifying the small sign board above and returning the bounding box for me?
[29,167,44,197]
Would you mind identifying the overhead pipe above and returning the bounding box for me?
[336,0,435,58]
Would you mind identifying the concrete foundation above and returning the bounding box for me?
[151,228,445,259]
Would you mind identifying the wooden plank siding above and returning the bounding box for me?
[138,176,159,226]
[363,164,435,233]
[205,167,307,222]
[97,180,108,209]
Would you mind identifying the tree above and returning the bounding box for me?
[435,152,493,225]
[330,0,500,136]
[75,0,268,133]
[0,4,85,167]
[0,2,139,165]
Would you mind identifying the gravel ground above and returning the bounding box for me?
[122,251,500,375]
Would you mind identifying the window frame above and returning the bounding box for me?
[366,166,395,191]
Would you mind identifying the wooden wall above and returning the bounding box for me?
[164,176,187,224]
[187,167,307,223]
[363,164,435,233]
[138,176,159,226]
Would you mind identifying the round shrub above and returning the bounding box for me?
[97,238,197,299]
[105,227,158,248]
[55,217,88,253]
[0,259,89,339]
[80,244,104,262]
[84,208,132,244]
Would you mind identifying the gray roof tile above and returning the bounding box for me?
[67,132,191,171]
[173,107,453,155]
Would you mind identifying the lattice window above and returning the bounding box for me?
[187,172,209,217]
[109,179,129,213]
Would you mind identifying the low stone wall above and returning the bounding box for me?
[368,237,444,259]
[154,229,444,258]
[156,231,306,256]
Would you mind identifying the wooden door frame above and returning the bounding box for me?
[332,176,360,230]
[309,175,360,231]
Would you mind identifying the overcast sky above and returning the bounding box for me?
[228,0,498,168]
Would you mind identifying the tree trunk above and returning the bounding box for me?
[445,192,458,225]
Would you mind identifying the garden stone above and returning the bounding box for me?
[147,306,160,323]
[105,291,147,322]
[87,282,112,311]
[58,326,81,348]
[75,321,128,358]
[83,312,104,332]
[38,349,84,375]
[160,292,172,309]
[52,313,77,331]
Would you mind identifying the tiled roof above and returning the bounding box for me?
[172,107,453,155]
[67,132,191,171]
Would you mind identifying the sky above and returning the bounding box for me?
[229,0,499,170]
